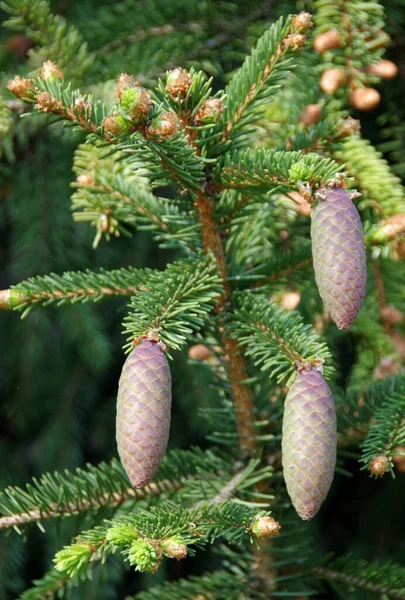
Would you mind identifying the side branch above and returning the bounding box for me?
[313,566,405,600]
[195,191,257,453]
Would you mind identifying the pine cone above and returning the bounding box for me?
[313,30,341,53]
[320,68,346,94]
[116,339,172,488]
[282,367,336,520]
[349,88,380,111]
[311,186,367,330]
[367,60,398,80]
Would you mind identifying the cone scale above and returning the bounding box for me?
[282,367,337,520]
[311,186,367,330]
[116,339,172,488]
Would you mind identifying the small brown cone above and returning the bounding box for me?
[349,88,380,111]
[188,344,212,361]
[367,60,398,80]
[280,292,301,311]
[166,68,192,98]
[313,30,341,53]
[369,454,390,476]
[300,104,321,127]
[7,76,33,100]
[320,69,346,94]
[291,12,313,33]
[41,60,63,80]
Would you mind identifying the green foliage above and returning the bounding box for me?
[123,256,222,352]
[229,294,332,384]
[0,0,92,81]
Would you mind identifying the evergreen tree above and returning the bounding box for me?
[1,1,405,598]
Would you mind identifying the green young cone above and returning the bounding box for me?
[282,366,337,520]
[116,339,172,488]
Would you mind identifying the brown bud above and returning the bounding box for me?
[76,173,95,187]
[195,98,224,124]
[291,12,313,33]
[391,332,405,360]
[288,191,312,216]
[320,69,346,94]
[313,30,341,53]
[349,87,381,111]
[252,516,281,538]
[160,537,187,560]
[380,305,403,326]
[75,96,92,116]
[392,447,405,473]
[367,59,398,80]
[99,214,110,233]
[166,68,192,98]
[299,104,321,127]
[35,92,60,113]
[284,34,306,51]
[394,240,405,260]
[280,292,301,311]
[7,76,34,100]
[102,115,122,136]
[369,454,390,476]
[116,73,137,101]
[147,111,179,141]
[188,344,212,361]
[40,60,63,80]
[6,34,33,57]
[335,116,361,138]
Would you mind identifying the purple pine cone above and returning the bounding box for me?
[282,367,337,520]
[311,186,367,329]
[116,340,172,488]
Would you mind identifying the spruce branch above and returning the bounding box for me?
[314,555,405,600]
[215,149,342,194]
[229,294,332,384]
[0,266,153,316]
[0,0,92,81]
[207,15,310,154]
[123,256,221,352]
[17,569,72,600]
[54,502,276,576]
[0,448,240,533]
[336,136,405,217]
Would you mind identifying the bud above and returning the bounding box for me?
[116,73,137,101]
[252,516,281,538]
[120,86,152,122]
[299,104,321,127]
[394,240,405,260]
[280,291,301,311]
[195,98,224,124]
[76,173,95,187]
[335,116,361,139]
[367,59,398,80]
[128,540,160,572]
[291,12,313,33]
[380,305,403,326]
[320,68,346,94]
[106,524,139,547]
[313,30,341,53]
[0,289,21,309]
[392,447,405,473]
[160,537,188,559]
[349,87,380,111]
[102,114,133,136]
[369,454,390,476]
[35,91,60,113]
[188,344,212,361]
[288,190,312,216]
[166,68,192,98]
[284,34,306,51]
[147,111,179,141]
[7,75,34,100]
[40,60,63,80]
[99,214,110,233]
[74,96,92,117]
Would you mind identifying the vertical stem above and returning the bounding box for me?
[195,191,257,453]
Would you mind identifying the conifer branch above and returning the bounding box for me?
[17,570,72,600]
[0,266,153,316]
[229,294,332,383]
[313,558,405,599]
